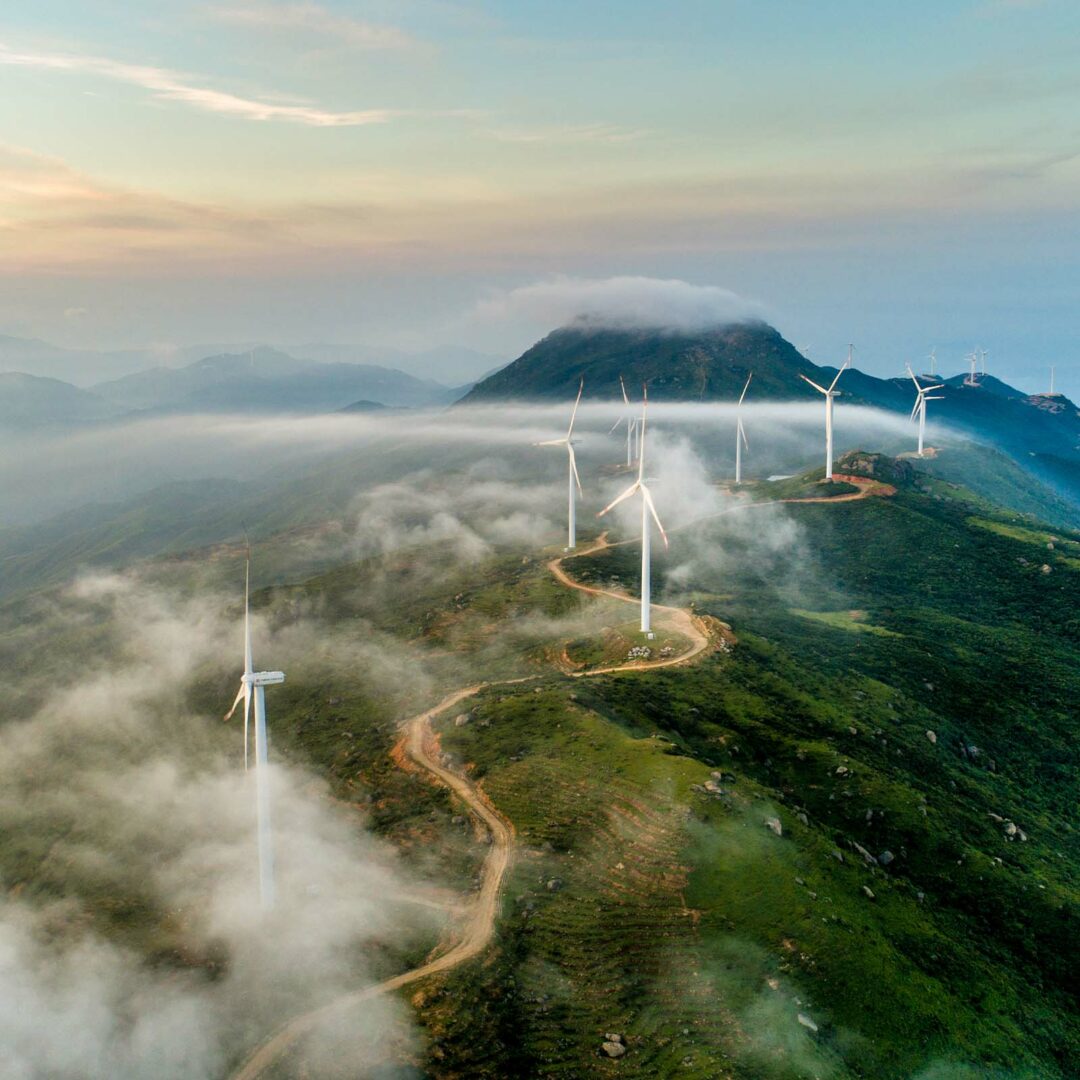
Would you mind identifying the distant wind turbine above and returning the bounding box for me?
[1049,366,1056,396]
[609,375,638,468]
[980,348,988,375]
[965,351,980,387]
[799,345,851,481]
[537,379,584,549]
[224,558,285,909]
[907,366,944,456]
[598,386,668,635]
[735,372,752,484]
[928,347,937,377]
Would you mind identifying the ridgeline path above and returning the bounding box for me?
[230,474,890,1078]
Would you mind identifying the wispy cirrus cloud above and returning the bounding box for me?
[482,122,646,145]
[0,42,392,127]
[208,2,419,51]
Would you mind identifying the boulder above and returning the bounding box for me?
[797,1013,819,1033]
[925,730,937,745]
[765,817,783,837]
[453,712,471,727]
[862,886,876,900]
[601,1041,626,1059]
[879,850,895,866]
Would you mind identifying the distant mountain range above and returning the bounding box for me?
[0,333,502,388]
[0,345,472,427]
[91,346,456,413]
[464,320,1080,507]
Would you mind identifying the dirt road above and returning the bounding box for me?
[231,474,889,1078]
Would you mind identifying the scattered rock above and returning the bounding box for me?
[797,812,809,826]
[795,877,805,886]
[831,850,845,864]
[1041,564,1052,574]
[988,812,1004,823]
[604,1032,624,1045]
[879,850,895,866]
[764,817,783,837]
[925,730,937,745]
[862,886,876,900]
[601,1041,626,1059]
[797,1013,819,1033]
[853,842,877,865]
[835,765,849,777]
[848,726,858,735]
[453,712,471,727]
[1005,821,1018,837]
[546,878,563,892]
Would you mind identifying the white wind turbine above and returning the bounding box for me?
[224,559,285,909]
[799,346,852,480]
[907,366,945,456]
[735,372,753,484]
[965,351,980,386]
[609,375,639,467]
[537,379,584,549]
[927,347,937,377]
[598,387,668,635]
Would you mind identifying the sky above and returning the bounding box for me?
[1,1,1078,390]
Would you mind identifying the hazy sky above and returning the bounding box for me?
[1,1,1077,389]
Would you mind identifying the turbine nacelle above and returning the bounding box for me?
[244,671,286,687]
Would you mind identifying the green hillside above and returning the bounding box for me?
[1,447,1076,1079]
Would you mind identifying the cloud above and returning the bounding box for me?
[209,3,419,51]
[0,571,439,1076]
[474,275,764,333]
[0,43,393,127]
[482,123,645,145]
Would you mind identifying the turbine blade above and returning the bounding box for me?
[244,558,253,676]
[567,443,583,497]
[638,386,649,481]
[799,373,828,394]
[908,367,923,391]
[910,402,920,422]
[739,416,749,449]
[597,482,640,517]
[620,374,630,406]
[536,438,566,447]
[608,416,625,434]
[224,681,245,722]
[828,365,847,393]
[738,372,753,406]
[642,486,669,549]
[567,378,584,438]
[925,383,945,392]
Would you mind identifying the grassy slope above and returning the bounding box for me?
[2,461,1077,1078]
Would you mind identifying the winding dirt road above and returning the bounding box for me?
[231,474,889,1078]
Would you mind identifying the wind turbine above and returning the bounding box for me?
[980,348,989,376]
[598,387,668,635]
[907,366,944,456]
[799,345,852,481]
[1049,366,1056,396]
[735,372,752,484]
[965,351,980,386]
[537,379,584,549]
[928,347,937,377]
[609,375,638,467]
[224,558,285,909]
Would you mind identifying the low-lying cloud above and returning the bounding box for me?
[474,275,765,333]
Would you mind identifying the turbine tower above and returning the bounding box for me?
[225,559,285,909]
[1049,366,1056,396]
[735,372,752,484]
[598,387,668,635]
[537,379,584,549]
[799,345,851,481]
[907,366,944,456]
[609,375,638,468]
